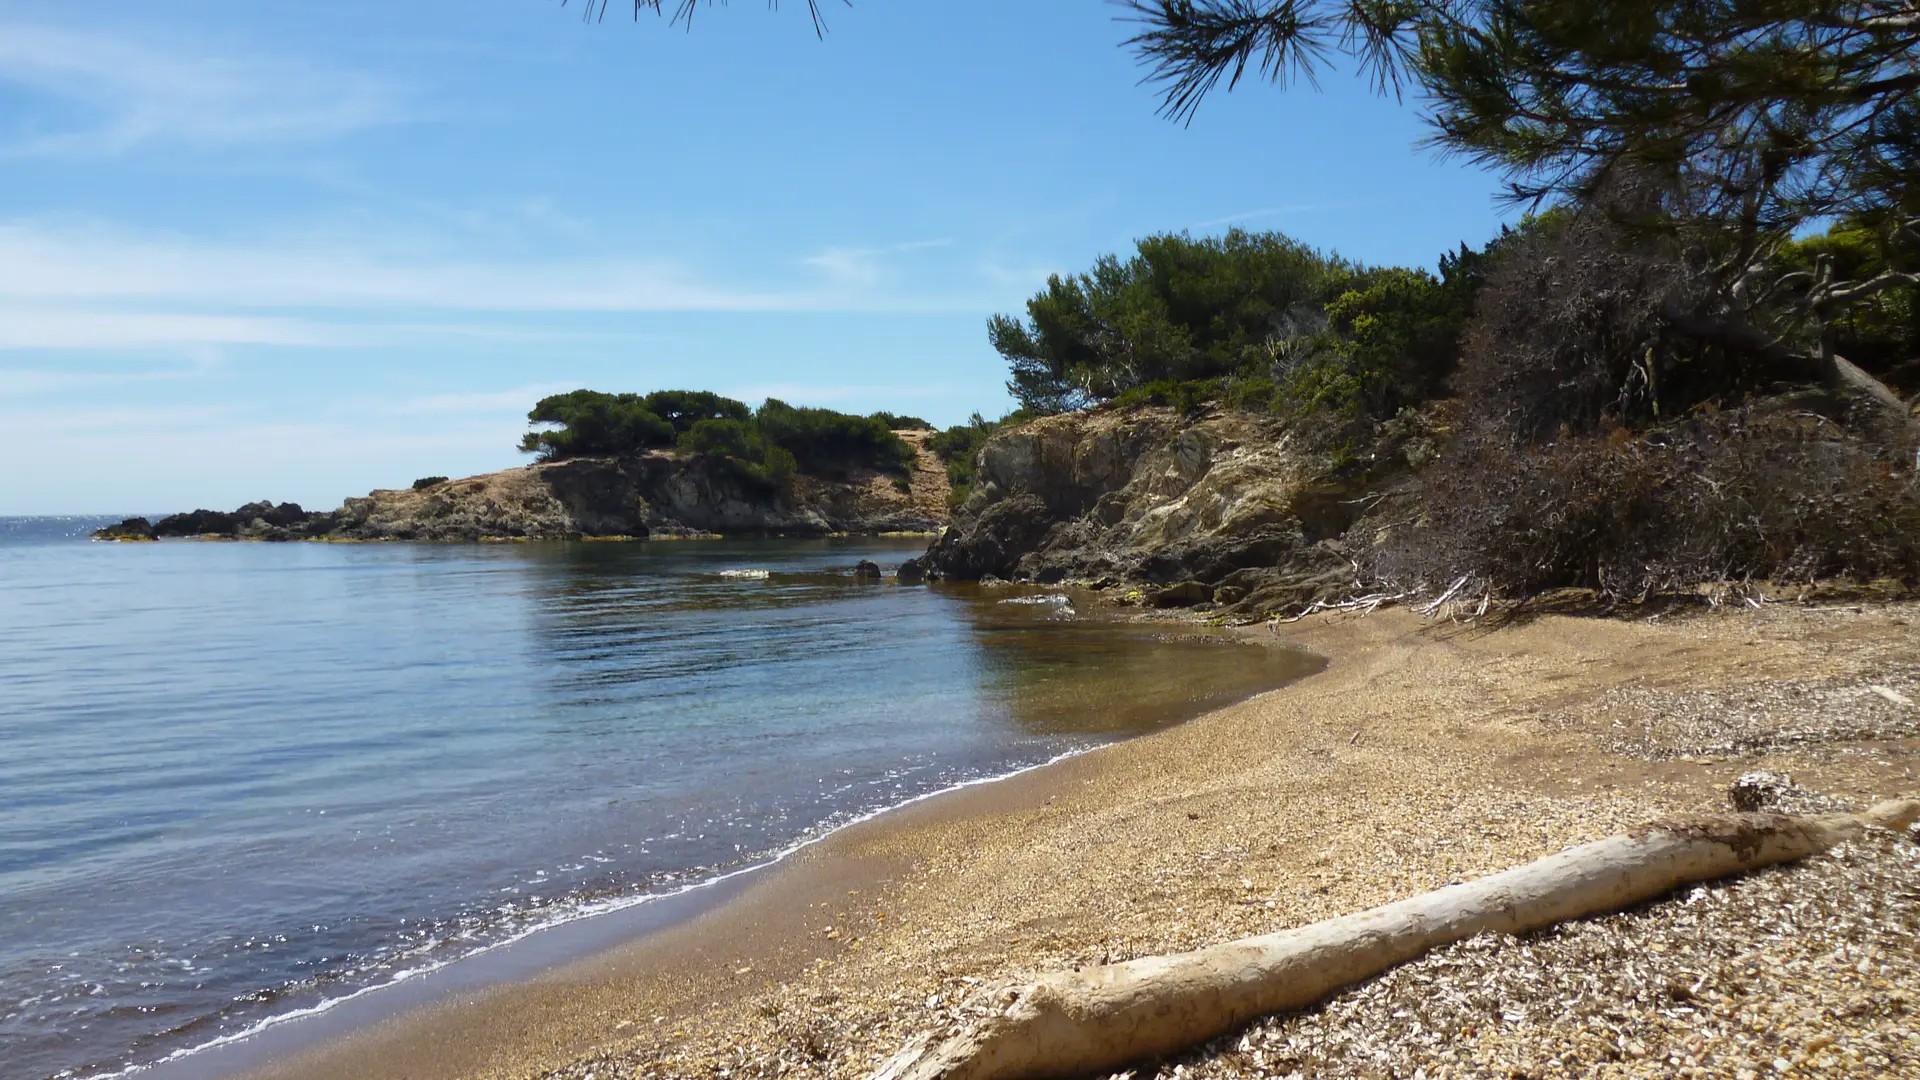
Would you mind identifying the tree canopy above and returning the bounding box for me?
[989,229,1355,412]
[989,227,1488,417]
[1126,0,1920,421]
[1127,1,1919,225]
[519,388,916,481]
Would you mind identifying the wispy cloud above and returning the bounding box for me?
[803,238,955,288]
[0,352,221,396]
[0,22,404,155]
[377,383,581,417]
[0,306,347,350]
[0,222,1011,334]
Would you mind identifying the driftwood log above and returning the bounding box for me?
[872,799,1919,1080]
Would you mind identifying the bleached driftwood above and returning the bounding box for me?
[872,799,1919,1080]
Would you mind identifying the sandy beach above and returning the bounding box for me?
[238,601,1920,1080]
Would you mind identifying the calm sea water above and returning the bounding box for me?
[0,518,1316,1080]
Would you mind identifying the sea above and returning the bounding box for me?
[0,517,1318,1080]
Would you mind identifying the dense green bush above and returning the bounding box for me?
[989,229,1352,413]
[411,476,448,491]
[519,390,676,460]
[676,417,760,459]
[753,398,916,476]
[643,390,752,433]
[989,228,1501,421]
[869,412,933,430]
[520,388,916,481]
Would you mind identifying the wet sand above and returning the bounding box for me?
[236,602,1920,1080]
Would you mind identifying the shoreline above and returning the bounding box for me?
[152,602,1920,1080]
[110,620,1318,1080]
[120,748,1103,1080]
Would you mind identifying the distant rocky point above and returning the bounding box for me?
[101,433,950,543]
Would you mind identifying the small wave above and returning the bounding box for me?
[78,744,1101,1080]
[715,569,771,580]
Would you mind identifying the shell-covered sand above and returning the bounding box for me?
[248,602,1920,1080]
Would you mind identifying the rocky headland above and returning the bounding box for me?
[99,430,951,543]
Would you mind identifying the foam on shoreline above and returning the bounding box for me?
[91,744,1115,1080]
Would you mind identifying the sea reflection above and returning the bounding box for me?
[0,531,1319,1080]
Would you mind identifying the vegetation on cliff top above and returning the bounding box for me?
[518,389,919,485]
[977,205,1920,601]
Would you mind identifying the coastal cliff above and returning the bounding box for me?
[120,430,950,542]
[920,405,1417,615]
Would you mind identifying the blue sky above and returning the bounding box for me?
[1,0,1514,515]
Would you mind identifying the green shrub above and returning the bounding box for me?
[519,390,675,460]
[870,412,933,430]
[987,227,1500,421]
[411,476,448,491]
[519,388,915,481]
[754,398,917,475]
[677,417,760,459]
[643,390,752,433]
[989,229,1352,413]
[759,445,797,490]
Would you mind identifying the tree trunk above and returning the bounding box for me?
[871,800,1919,1080]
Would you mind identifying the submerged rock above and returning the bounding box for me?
[896,557,926,585]
[854,559,883,581]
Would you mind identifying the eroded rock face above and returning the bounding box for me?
[922,407,1364,614]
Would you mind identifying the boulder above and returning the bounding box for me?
[896,557,926,584]
[921,494,1054,580]
[854,559,883,581]
[1211,584,1248,605]
[1149,580,1215,608]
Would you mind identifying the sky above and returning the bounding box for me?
[1,0,1516,515]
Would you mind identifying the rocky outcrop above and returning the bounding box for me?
[921,407,1383,615]
[149,501,339,541]
[144,432,950,542]
[92,517,157,541]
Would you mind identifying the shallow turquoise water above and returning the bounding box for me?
[0,520,1315,1079]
